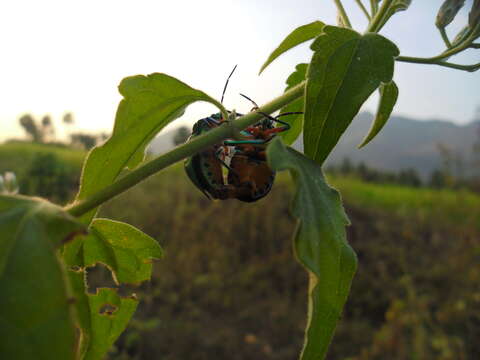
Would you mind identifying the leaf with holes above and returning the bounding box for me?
[84,219,163,284]
[358,81,398,148]
[63,219,162,360]
[267,138,357,360]
[74,73,224,224]
[0,195,85,360]
[259,21,325,74]
[85,288,138,360]
[279,63,307,145]
[304,26,399,164]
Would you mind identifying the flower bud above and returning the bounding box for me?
[469,0,480,37]
[436,0,465,28]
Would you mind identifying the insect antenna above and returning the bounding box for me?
[221,65,238,104]
[239,93,259,110]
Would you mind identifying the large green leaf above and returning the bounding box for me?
[0,195,85,360]
[259,21,325,74]
[74,73,223,224]
[279,63,307,145]
[358,80,398,148]
[267,138,357,360]
[63,219,162,360]
[304,26,399,164]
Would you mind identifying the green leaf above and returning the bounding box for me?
[358,81,398,148]
[267,138,357,360]
[279,63,307,145]
[84,219,163,284]
[74,73,224,224]
[0,195,85,360]
[304,26,399,164]
[85,288,138,360]
[62,219,162,359]
[259,21,325,74]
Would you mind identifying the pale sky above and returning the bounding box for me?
[0,0,478,142]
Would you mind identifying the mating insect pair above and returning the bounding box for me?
[184,67,301,202]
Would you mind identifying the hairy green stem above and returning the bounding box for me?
[333,0,353,28]
[66,82,306,217]
[395,35,476,67]
[367,0,393,32]
[355,0,371,20]
[396,56,480,72]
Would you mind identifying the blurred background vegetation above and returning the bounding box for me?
[1,112,479,359]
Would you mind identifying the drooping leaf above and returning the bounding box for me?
[267,138,357,360]
[62,219,162,360]
[358,81,398,148]
[304,26,399,164]
[84,288,138,360]
[279,63,307,145]
[0,195,85,360]
[259,21,325,74]
[74,73,223,224]
[84,219,163,284]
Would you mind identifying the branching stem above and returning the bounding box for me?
[396,56,480,72]
[66,82,306,217]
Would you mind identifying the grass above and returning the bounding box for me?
[329,175,480,231]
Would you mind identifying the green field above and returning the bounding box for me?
[2,142,479,359]
[331,175,480,231]
[0,141,85,178]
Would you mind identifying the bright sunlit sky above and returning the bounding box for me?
[0,0,479,142]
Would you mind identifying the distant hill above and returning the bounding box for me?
[320,112,479,178]
[147,113,480,178]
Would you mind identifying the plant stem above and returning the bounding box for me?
[355,0,371,20]
[333,0,352,28]
[367,0,393,32]
[66,81,306,217]
[439,27,452,48]
[369,0,378,16]
[396,56,480,72]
